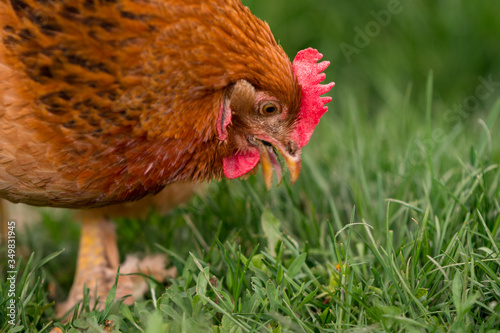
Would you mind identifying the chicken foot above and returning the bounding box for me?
[56,214,174,319]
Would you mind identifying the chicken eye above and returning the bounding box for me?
[260,102,281,116]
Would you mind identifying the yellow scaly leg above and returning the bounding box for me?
[57,214,119,318]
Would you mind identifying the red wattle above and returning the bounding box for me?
[223,148,260,179]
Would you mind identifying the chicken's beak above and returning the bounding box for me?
[284,153,301,185]
[258,140,302,190]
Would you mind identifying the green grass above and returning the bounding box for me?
[2,1,500,332]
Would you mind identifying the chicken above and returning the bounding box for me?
[0,0,334,317]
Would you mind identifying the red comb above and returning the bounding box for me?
[292,48,335,148]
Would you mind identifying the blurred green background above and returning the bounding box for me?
[247,0,500,121]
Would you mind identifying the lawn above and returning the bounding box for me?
[2,0,500,332]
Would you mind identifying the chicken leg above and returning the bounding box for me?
[56,182,199,318]
[57,215,119,317]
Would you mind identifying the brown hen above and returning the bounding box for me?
[0,0,334,317]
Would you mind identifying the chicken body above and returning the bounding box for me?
[0,0,301,208]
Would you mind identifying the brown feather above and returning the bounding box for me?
[0,0,300,208]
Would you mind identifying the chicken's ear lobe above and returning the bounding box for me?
[217,98,231,141]
[217,80,256,141]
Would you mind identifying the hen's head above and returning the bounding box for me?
[218,48,335,188]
